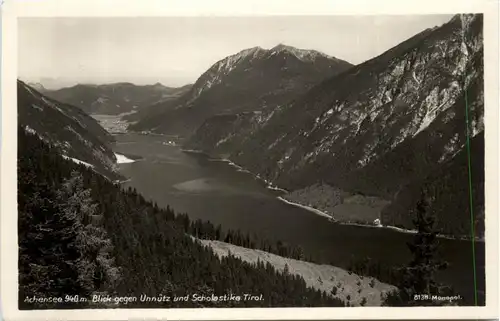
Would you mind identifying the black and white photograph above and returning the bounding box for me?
[1,0,499,319]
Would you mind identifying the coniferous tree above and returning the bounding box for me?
[383,189,451,306]
[18,137,84,308]
[55,171,121,297]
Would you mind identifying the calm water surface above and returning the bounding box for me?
[113,133,485,304]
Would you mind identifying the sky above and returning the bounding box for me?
[18,15,454,89]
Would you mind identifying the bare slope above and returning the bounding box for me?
[198,239,396,306]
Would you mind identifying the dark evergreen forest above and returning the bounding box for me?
[18,129,346,309]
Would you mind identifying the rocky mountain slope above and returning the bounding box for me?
[185,14,484,238]
[27,82,47,92]
[43,82,191,115]
[18,80,121,180]
[128,44,353,136]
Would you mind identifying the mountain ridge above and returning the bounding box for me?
[43,82,192,115]
[128,44,353,135]
[17,80,122,180]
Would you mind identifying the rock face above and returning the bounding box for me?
[43,82,191,115]
[128,45,353,136]
[186,14,484,238]
[18,80,121,180]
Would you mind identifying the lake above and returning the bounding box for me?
[112,132,485,305]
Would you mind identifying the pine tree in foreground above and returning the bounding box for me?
[383,189,452,306]
[56,172,121,300]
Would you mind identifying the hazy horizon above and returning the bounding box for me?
[19,15,454,89]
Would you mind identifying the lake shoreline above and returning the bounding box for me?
[278,195,484,242]
[180,148,484,243]
[105,125,484,243]
[115,153,137,164]
[277,196,333,219]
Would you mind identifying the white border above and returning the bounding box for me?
[1,0,499,320]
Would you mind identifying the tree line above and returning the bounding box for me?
[18,129,345,309]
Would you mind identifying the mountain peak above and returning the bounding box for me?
[184,43,352,103]
[27,82,46,92]
[271,43,294,51]
[234,46,266,59]
[270,43,332,62]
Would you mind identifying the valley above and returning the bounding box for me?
[92,113,130,134]
[16,13,487,309]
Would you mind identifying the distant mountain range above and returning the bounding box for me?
[18,80,122,180]
[184,14,484,238]
[41,82,192,115]
[126,44,353,135]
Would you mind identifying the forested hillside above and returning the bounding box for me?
[18,80,120,180]
[18,128,346,309]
